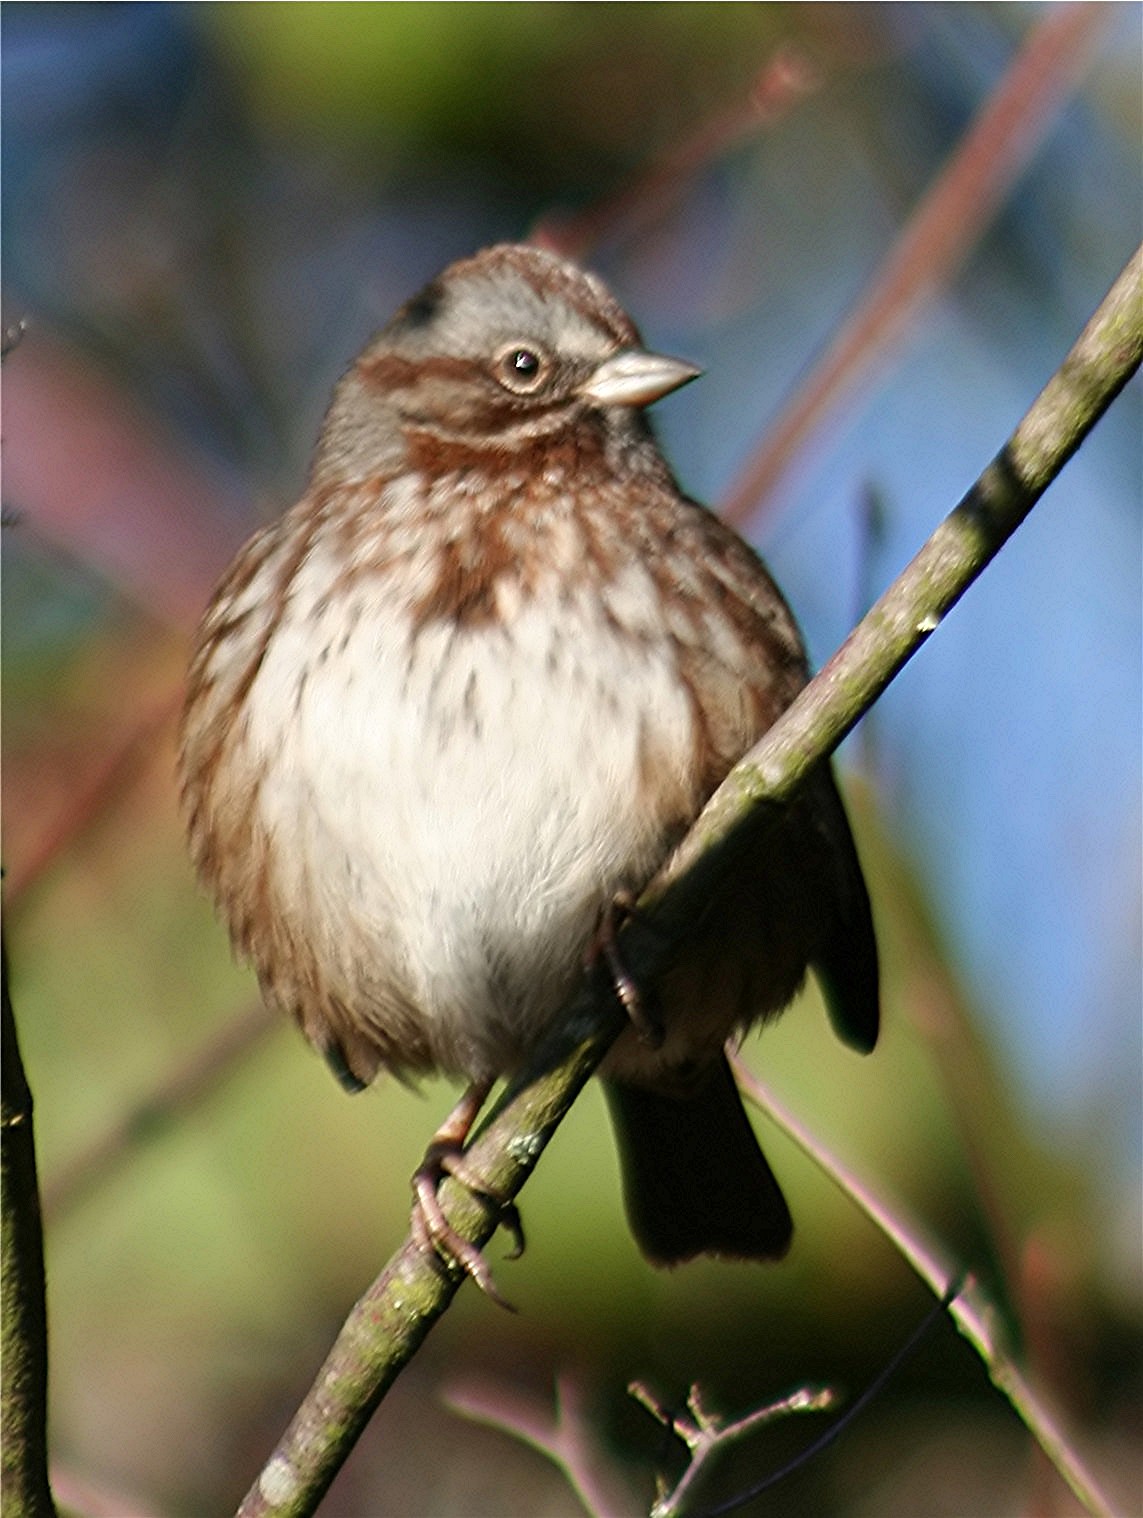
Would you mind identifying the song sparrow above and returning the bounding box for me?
[179,243,878,1271]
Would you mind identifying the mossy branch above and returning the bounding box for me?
[236,246,1142,1518]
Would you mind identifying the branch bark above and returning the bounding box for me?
[2,937,57,1518]
[237,245,1142,1518]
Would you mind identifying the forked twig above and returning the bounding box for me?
[630,1379,835,1518]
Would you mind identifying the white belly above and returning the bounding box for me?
[240,556,695,1074]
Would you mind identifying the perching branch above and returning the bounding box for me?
[236,247,1142,1518]
[1,938,57,1518]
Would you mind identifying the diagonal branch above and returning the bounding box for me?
[728,1056,1119,1518]
[235,246,1141,1518]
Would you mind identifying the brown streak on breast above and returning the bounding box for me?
[416,534,508,627]
[404,422,614,632]
[193,504,326,729]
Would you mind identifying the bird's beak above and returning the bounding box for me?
[579,350,702,408]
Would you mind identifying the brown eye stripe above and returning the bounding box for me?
[358,351,481,390]
[360,349,575,446]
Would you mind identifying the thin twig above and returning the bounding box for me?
[533,44,819,261]
[720,2,1113,527]
[232,247,1142,1518]
[728,1054,1120,1518]
[629,1379,835,1518]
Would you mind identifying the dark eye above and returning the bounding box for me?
[495,343,549,393]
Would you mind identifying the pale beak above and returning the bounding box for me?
[579,350,702,408]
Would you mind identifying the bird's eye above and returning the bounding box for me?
[495,344,549,393]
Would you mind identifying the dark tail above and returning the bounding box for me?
[810,770,880,1055]
[604,1054,792,1266]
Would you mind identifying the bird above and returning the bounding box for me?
[178,242,878,1276]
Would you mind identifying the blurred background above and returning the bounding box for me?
[2,3,1140,1514]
